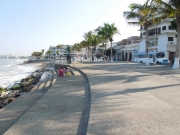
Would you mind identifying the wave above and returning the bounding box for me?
[0,63,39,88]
[0,64,12,68]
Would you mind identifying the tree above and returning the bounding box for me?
[123,0,157,65]
[105,48,116,56]
[45,50,52,59]
[94,27,109,57]
[31,52,43,59]
[72,43,82,52]
[42,49,44,55]
[56,44,64,50]
[56,50,59,57]
[56,44,64,58]
[96,23,120,62]
[83,31,95,60]
[152,0,180,69]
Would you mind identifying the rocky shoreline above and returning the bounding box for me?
[0,62,48,109]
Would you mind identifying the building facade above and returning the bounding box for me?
[114,36,140,61]
[46,45,77,59]
[139,18,177,62]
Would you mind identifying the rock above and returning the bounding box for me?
[3,98,10,105]
[9,97,15,103]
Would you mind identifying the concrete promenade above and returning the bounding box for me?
[1,69,85,135]
[74,61,180,135]
[1,61,180,134]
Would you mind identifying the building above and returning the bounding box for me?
[113,36,140,61]
[46,45,76,59]
[139,18,177,62]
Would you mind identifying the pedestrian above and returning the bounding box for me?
[92,56,94,63]
[80,55,83,62]
[107,56,109,62]
[105,56,107,64]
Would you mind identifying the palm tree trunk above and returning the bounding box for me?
[173,17,180,69]
[102,43,105,58]
[105,43,107,56]
[111,41,113,62]
[145,28,149,65]
[87,47,90,61]
[103,49,104,58]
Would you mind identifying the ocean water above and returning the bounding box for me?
[0,59,39,88]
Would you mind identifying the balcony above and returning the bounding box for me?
[167,41,176,45]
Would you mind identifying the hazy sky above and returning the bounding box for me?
[0,0,145,56]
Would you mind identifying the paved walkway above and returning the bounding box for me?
[0,68,85,135]
[74,61,180,135]
[1,61,180,135]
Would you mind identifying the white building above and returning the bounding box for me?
[139,18,177,62]
[47,45,76,59]
[114,36,140,61]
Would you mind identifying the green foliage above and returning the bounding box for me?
[71,43,82,52]
[123,0,158,29]
[45,50,52,56]
[11,83,22,90]
[56,44,64,49]
[31,51,43,57]
[0,87,4,92]
[170,19,177,30]
[105,48,116,56]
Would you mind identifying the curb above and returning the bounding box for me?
[70,66,91,135]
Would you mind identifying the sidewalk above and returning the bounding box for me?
[1,69,85,135]
[74,62,180,135]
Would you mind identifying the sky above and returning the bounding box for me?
[0,0,145,56]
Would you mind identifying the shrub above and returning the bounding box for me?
[0,87,4,94]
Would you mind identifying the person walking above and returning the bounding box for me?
[107,56,109,62]
[80,55,83,62]
[92,56,94,63]
[104,56,107,64]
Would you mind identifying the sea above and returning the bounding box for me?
[0,59,39,88]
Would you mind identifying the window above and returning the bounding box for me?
[149,55,153,58]
[156,52,165,58]
[143,32,146,36]
[169,26,172,30]
[168,37,173,41]
[158,27,161,34]
[162,26,166,30]
[140,33,142,38]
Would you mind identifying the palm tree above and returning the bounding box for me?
[94,27,109,57]
[45,50,52,59]
[123,0,157,65]
[152,0,180,69]
[56,44,64,57]
[42,49,45,59]
[89,34,100,60]
[72,43,82,58]
[100,44,106,57]
[99,23,120,62]
[83,31,94,61]
[56,50,59,58]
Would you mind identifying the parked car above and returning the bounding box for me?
[158,58,170,65]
